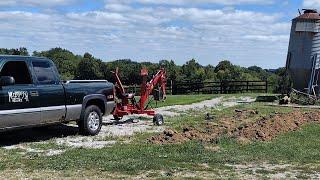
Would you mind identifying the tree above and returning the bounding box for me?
[203,65,216,81]
[214,60,237,81]
[159,60,180,82]
[76,53,104,80]
[0,47,29,56]
[33,48,81,80]
[272,67,291,94]
[1,46,283,92]
[105,59,143,85]
[181,59,205,82]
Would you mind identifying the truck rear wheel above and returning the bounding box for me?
[79,105,102,136]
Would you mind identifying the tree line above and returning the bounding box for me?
[0,47,286,93]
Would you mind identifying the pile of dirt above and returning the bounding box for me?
[234,111,320,141]
[149,110,320,144]
[149,125,227,144]
[149,109,255,144]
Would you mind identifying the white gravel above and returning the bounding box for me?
[56,137,116,149]
[228,163,320,179]
[3,144,66,156]
[100,117,164,136]
[156,96,255,117]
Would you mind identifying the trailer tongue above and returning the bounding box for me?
[112,67,167,125]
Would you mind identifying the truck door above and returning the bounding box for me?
[0,60,41,129]
[31,60,66,123]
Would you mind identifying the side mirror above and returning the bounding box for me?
[0,76,15,86]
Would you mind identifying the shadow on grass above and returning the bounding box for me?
[102,118,140,126]
[0,124,79,147]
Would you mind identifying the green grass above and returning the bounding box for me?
[134,93,269,108]
[146,93,269,108]
[2,104,320,174]
[146,94,219,108]
[2,123,320,175]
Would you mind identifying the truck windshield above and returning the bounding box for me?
[32,61,56,85]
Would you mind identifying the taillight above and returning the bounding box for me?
[106,87,116,101]
[107,95,114,101]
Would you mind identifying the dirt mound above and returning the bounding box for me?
[149,110,245,144]
[149,126,227,144]
[235,111,320,141]
[149,110,320,144]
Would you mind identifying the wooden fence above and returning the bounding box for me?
[124,80,268,95]
[173,81,268,95]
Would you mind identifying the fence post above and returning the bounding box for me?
[265,80,268,93]
[170,80,173,95]
[172,82,177,95]
[246,81,249,92]
[134,84,137,94]
[220,81,223,94]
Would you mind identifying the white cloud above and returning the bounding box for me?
[303,0,320,9]
[105,0,274,6]
[0,2,290,68]
[105,3,133,12]
[0,0,74,7]
[171,8,280,24]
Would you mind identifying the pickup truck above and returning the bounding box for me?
[0,55,115,135]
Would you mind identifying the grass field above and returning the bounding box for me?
[142,94,219,108]
[0,94,320,178]
[146,93,264,108]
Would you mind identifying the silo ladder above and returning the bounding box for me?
[307,53,320,96]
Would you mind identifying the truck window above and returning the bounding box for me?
[32,61,56,85]
[0,61,32,84]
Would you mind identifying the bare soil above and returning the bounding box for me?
[235,111,320,141]
[149,110,320,144]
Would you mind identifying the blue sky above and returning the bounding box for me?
[0,0,319,68]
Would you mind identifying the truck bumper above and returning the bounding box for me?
[105,101,116,115]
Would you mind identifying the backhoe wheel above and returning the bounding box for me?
[153,114,164,126]
[79,105,102,136]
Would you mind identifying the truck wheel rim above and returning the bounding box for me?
[88,112,100,131]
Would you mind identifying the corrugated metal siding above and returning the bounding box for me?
[288,19,316,90]
[295,21,320,32]
[311,21,320,55]
[287,10,320,91]
[289,21,313,68]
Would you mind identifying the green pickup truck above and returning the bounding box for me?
[0,55,115,135]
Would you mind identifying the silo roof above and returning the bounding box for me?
[294,9,320,20]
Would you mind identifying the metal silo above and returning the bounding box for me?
[287,9,320,93]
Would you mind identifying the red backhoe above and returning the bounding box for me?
[112,67,167,125]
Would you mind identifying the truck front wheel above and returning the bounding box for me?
[79,105,102,136]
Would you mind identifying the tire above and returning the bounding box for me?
[79,105,102,136]
[153,114,164,126]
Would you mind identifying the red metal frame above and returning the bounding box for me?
[112,67,166,118]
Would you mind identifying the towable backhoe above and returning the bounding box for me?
[112,67,167,125]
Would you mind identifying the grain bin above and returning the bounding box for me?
[286,9,320,92]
